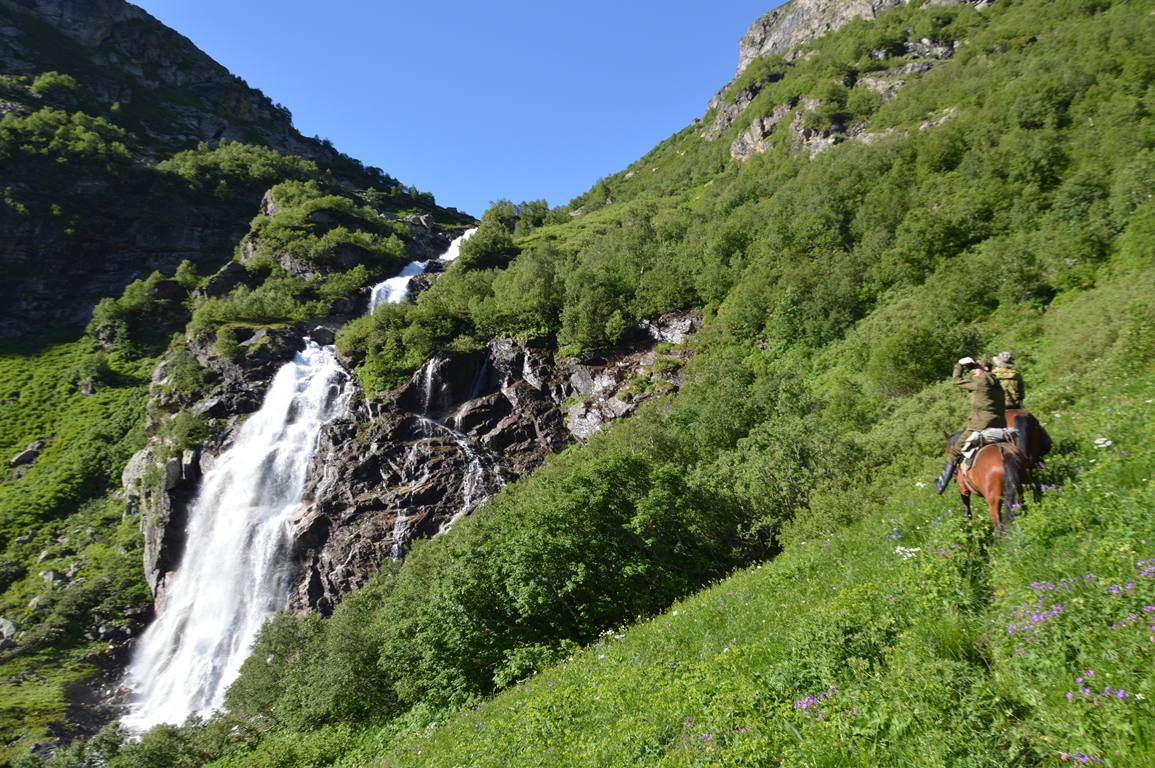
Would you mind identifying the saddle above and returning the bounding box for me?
[961,427,1019,468]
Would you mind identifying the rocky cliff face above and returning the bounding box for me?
[708,0,983,111]
[124,281,700,615]
[0,0,314,155]
[0,0,410,338]
[291,316,699,614]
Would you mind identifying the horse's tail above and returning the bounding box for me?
[1038,422,1053,458]
[1013,412,1032,458]
[1002,446,1024,521]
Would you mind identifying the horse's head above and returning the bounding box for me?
[944,430,964,454]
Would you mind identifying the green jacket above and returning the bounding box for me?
[953,364,1006,431]
[994,366,1024,407]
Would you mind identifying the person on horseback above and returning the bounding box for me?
[992,351,1024,409]
[934,357,1006,494]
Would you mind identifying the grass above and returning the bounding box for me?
[0,334,153,764]
[296,366,1155,767]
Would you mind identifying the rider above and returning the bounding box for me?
[992,351,1024,409]
[934,357,1007,494]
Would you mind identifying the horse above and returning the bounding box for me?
[1004,408,1053,490]
[944,431,1026,531]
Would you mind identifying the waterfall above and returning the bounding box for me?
[122,341,352,731]
[368,260,426,312]
[438,226,477,263]
[367,227,478,313]
[373,229,501,554]
[124,226,488,728]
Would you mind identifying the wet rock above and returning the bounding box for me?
[310,325,336,346]
[290,323,697,614]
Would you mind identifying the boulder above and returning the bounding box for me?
[192,260,253,300]
[8,439,45,467]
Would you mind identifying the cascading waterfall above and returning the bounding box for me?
[439,226,476,263]
[369,259,426,312]
[367,226,477,313]
[373,226,498,553]
[123,341,352,731]
[125,227,487,728]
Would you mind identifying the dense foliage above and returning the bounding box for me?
[21,0,1144,764]
[5,0,1155,762]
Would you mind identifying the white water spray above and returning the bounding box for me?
[123,342,351,731]
[125,226,488,728]
[438,226,476,263]
[369,260,426,312]
[367,227,477,313]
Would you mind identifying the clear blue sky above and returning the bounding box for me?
[131,0,777,218]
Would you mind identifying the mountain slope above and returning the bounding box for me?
[6,0,1155,763]
[85,0,1152,763]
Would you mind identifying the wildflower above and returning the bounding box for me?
[1094,437,1113,449]
[915,481,926,488]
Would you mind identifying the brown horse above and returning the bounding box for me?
[944,432,1026,531]
[1004,409,1053,488]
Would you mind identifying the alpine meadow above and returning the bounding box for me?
[1,0,1155,765]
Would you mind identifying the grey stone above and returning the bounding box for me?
[162,457,181,491]
[8,442,41,467]
[0,617,16,639]
[310,326,336,346]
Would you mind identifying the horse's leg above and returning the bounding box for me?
[961,491,972,518]
[988,493,1001,530]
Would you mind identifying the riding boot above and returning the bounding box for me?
[933,461,956,494]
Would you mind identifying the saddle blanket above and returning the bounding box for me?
[962,427,1019,467]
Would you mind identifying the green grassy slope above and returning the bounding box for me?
[12,0,1155,763]
[351,364,1154,767]
[145,0,1155,762]
[0,333,153,761]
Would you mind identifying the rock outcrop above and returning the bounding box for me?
[291,313,701,614]
[124,287,701,617]
[0,0,313,155]
[730,102,793,161]
[706,0,978,123]
[857,61,937,101]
